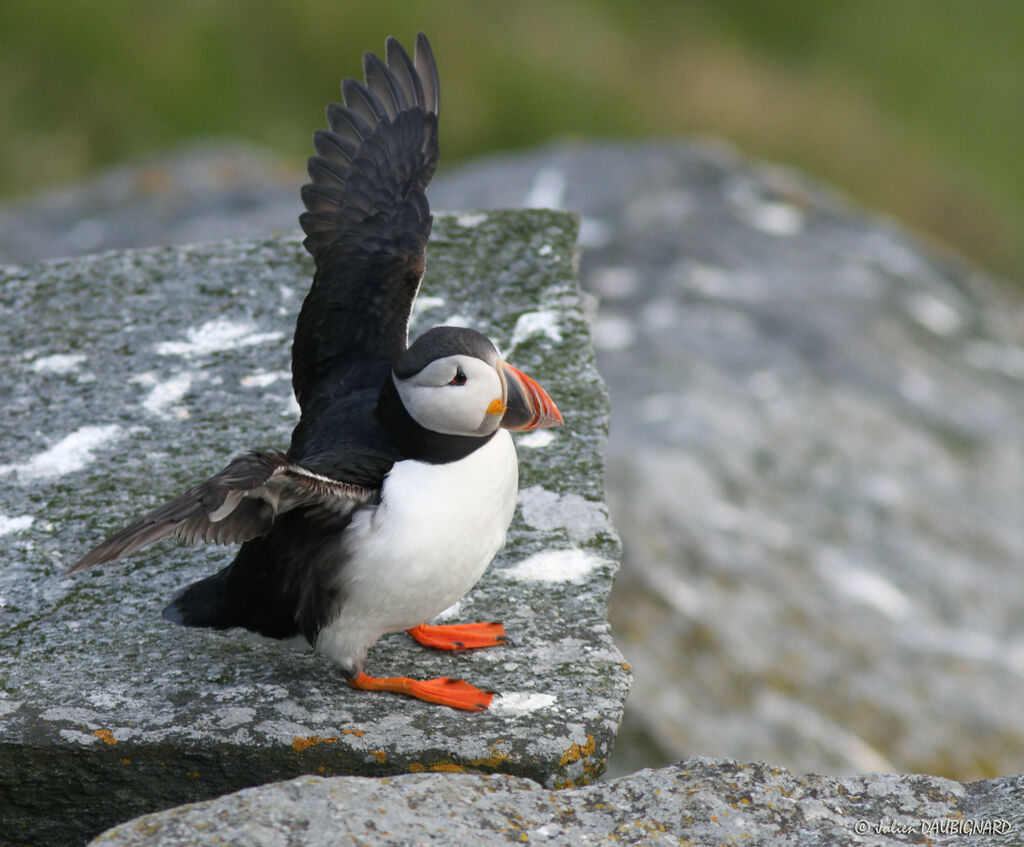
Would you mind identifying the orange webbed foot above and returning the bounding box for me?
[347,672,493,711]
[406,621,507,651]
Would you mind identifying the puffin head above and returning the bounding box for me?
[391,326,562,439]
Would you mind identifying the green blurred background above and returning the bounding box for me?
[1,0,1021,283]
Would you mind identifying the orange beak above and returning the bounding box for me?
[497,361,563,431]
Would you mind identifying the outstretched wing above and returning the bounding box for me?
[293,32,440,410]
[68,451,377,573]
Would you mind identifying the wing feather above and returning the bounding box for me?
[413,32,440,116]
[342,78,390,126]
[385,37,424,111]
[68,451,376,573]
[293,33,440,409]
[363,51,407,117]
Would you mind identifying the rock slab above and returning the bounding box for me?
[91,758,1022,847]
[432,141,1024,780]
[0,211,629,846]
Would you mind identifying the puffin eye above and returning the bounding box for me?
[448,366,467,386]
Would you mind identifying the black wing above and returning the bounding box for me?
[68,451,376,573]
[293,32,440,410]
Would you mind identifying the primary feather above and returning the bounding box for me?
[293,32,440,411]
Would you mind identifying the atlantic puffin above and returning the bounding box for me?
[69,33,563,711]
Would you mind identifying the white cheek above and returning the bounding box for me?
[400,381,501,437]
[396,356,503,437]
[421,389,488,434]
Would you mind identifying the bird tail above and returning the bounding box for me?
[161,531,310,642]
[162,571,237,629]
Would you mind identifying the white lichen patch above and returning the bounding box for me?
[817,548,912,621]
[0,696,23,717]
[410,295,446,318]
[518,485,608,543]
[142,373,193,420]
[30,353,87,374]
[726,178,804,236]
[215,706,257,729]
[241,370,291,389]
[510,311,563,351]
[0,514,33,536]
[0,424,122,481]
[155,319,283,357]
[41,706,105,725]
[904,292,963,336]
[501,549,604,584]
[432,600,463,622]
[455,213,487,228]
[746,200,804,236]
[254,719,321,746]
[441,313,472,329]
[515,430,555,449]
[58,729,101,745]
[86,689,140,710]
[489,692,558,714]
[130,372,159,387]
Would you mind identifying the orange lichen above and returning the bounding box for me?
[369,750,387,763]
[468,746,512,769]
[429,761,465,773]
[553,735,606,788]
[93,729,117,745]
[408,762,425,773]
[341,729,365,737]
[558,734,596,766]
[291,735,338,753]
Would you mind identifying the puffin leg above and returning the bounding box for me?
[406,621,507,650]
[347,672,493,711]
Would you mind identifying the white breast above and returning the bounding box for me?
[315,429,518,673]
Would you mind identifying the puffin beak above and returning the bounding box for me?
[496,360,564,431]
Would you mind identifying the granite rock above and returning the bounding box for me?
[91,758,1022,846]
[431,143,1024,781]
[0,211,628,846]
[0,141,300,264]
